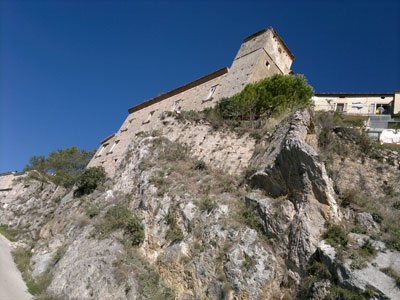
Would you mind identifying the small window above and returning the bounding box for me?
[97,144,107,157]
[171,100,181,112]
[121,119,133,132]
[381,96,385,99]
[278,47,282,53]
[143,111,155,124]
[336,103,344,113]
[265,61,270,70]
[205,86,217,101]
[108,140,119,154]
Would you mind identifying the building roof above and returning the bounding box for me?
[128,67,228,114]
[315,92,394,97]
[243,27,295,61]
[100,133,115,145]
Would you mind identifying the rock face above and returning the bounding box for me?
[248,110,340,273]
[0,171,65,241]
[1,109,399,299]
[317,240,400,300]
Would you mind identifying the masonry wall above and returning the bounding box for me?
[88,28,295,176]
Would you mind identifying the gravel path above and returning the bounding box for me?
[0,234,32,300]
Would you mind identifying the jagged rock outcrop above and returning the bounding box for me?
[316,239,400,299]
[248,110,341,275]
[0,171,65,241]
[1,109,399,299]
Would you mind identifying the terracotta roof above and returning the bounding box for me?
[128,67,228,114]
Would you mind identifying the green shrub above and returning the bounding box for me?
[359,239,376,257]
[325,285,373,300]
[307,261,332,280]
[126,216,145,246]
[0,225,18,242]
[95,205,144,245]
[323,225,348,248]
[74,166,106,196]
[393,201,400,210]
[165,208,185,243]
[216,74,314,121]
[199,198,218,213]
[85,205,101,218]
[241,203,264,234]
[371,212,383,224]
[166,228,184,243]
[192,160,207,170]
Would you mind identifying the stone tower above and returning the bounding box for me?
[218,27,295,98]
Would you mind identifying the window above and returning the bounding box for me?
[108,140,119,154]
[171,100,181,112]
[336,103,344,113]
[121,119,133,132]
[266,61,270,70]
[96,144,108,157]
[143,111,155,124]
[205,86,217,101]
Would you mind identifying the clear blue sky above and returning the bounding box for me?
[1,0,399,172]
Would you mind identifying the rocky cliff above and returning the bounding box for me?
[1,109,399,300]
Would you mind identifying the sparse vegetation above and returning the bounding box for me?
[199,197,218,213]
[0,225,18,241]
[380,267,400,287]
[165,208,184,243]
[95,205,144,245]
[12,247,53,297]
[323,225,348,248]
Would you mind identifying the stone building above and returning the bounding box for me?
[312,92,400,115]
[312,92,400,140]
[88,27,295,175]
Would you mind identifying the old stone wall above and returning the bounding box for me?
[88,27,295,175]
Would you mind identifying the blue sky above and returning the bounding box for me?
[1,0,399,172]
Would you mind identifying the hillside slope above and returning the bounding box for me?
[1,110,399,300]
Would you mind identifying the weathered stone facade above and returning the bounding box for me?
[88,27,295,175]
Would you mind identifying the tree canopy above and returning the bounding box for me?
[24,146,96,188]
[216,74,314,120]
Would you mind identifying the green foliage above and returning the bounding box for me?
[95,205,144,245]
[199,197,218,213]
[85,205,101,218]
[371,212,383,224]
[241,202,264,234]
[323,225,348,248]
[393,201,400,210]
[114,247,174,300]
[165,208,184,243]
[74,166,106,196]
[325,286,374,300]
[359,239,376,257]
[380,267,400,287]
[0,225,18,242]
[24,146,96,188]
[216,74,314,120]
[307,261,332,280]
[192,160,207,170]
